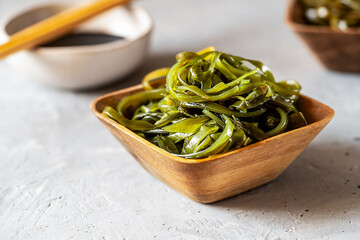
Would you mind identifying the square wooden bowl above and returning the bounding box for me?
[286,0,360,73]
[91,83,334,203]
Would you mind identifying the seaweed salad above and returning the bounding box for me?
[300,0,360,29]
[103,47,307,159]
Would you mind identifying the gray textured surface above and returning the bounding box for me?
[1,0,360,239]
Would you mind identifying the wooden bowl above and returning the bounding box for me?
[91,83,334,203]
[286,0,360,73]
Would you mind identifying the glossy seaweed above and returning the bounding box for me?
[103,48,307,159]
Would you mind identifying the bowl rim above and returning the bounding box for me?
[1,3,153,54]
[285,0,360,34]
[90,83,335,164]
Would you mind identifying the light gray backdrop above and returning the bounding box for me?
[0,0,359,239]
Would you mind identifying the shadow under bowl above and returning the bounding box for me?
[286,0,360,73]
[91,83,334,203]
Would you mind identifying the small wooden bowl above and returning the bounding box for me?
[286,0,360,73]
[91,84,334,203]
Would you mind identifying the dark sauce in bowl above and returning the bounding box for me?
[41,33,125,47]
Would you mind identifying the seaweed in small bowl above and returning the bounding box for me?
[286,0,360,73]
[91,48,334,203]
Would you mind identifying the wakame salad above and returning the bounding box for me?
[103,47,307,159]
[300,0,360,29]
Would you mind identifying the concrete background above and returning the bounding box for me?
[0,0,359,239]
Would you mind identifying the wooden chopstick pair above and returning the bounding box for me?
[0,0,130,60]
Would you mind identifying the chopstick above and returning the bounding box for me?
[0,0,130,60]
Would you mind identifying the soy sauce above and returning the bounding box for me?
[41,33,125,47]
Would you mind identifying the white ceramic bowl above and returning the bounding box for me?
[0,3,153,89]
